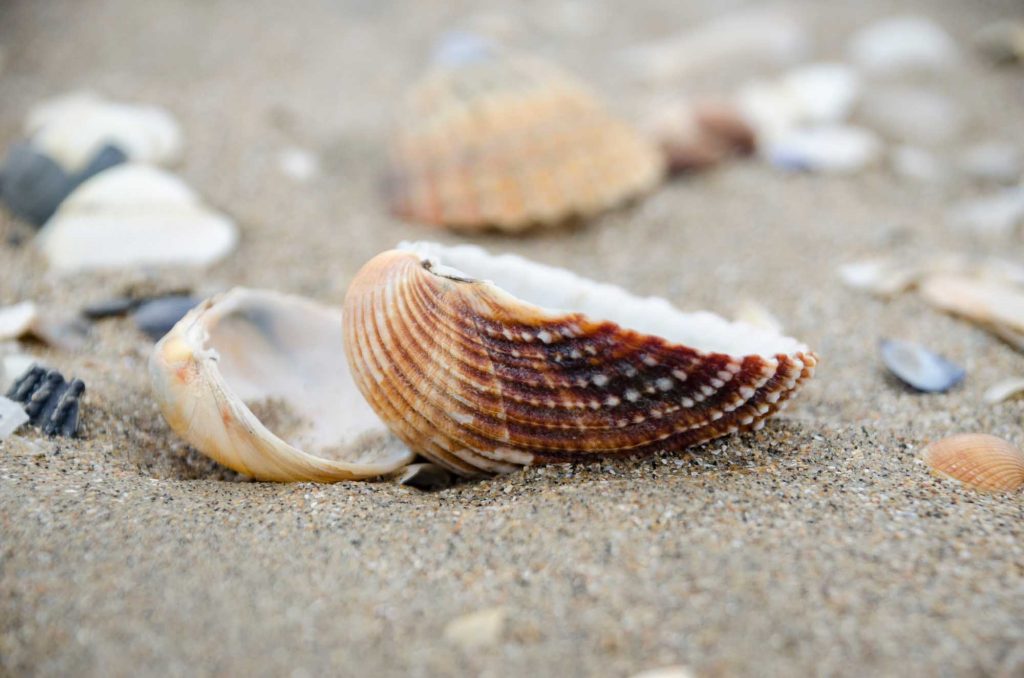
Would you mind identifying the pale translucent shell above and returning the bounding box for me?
[343,245,817,477]
[149,288,413,482]
[922,433,1024,492]
[385,53,664,231]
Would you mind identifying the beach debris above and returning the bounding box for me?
[343,242,817,477]
[733,299,783,334]
[395,462,454,491]
[764,125,881,174]
[629,667,696,678]
[848,15,959,75]
[919,273,1024,348]
[860,87,966,146]
[0,302,89,350]
[890,145,951,184]
[443,606,506,649]
[26,91,182,171]
[946,187,1024,238]
[278,147,320,183]
[385,45,663,231]
[982,378,1024,405]
[838,254,1024,299]
[36,163,238,272]
[959,142,1021,184]
[643,98,755,173]
[617,8,809,84]
[5,365,85,437]
[0,141,128,227]
[150,288,414,482]
[879,338,964,393]
[736,63,861,140]
[0,397,30,441]
[973,20,1024,66]
[921,433,1024,492]
[132,295,200,341]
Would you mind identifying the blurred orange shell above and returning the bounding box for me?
[922,433,1024,492]
[384,49,664,231]
[343,242,818,477]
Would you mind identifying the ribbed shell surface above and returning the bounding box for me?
[343,250,818,476]
[384,54,664,231]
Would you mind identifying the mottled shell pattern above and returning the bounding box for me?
[150,288,413,481]
[384,43,664,231]
[922,433,1024,492]
[343,242,817,477]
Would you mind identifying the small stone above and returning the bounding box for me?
[443,606,506,649]
[959,142,1021,184]
[278,147,320,183]
[81,296,140,320]
[0,142,75,226]
[879,338,964,393]
[765,125,880,174]
[133,296,199,340]
[396,462,454,491]
[0,396,29,441]
[861,87,966,146]
[848,15,959,75]
[947,188,1024,238]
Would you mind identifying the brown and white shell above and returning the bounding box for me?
[343,242,818,477]
[922,433,1024,492]
[384,50,664,232]
[150,288,413,481]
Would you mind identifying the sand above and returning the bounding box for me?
[1,0,1023,676]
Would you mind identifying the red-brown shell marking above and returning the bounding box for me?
[343,249,818,477]
[384,53,664,231]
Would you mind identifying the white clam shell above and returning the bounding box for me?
[149,288,413,482]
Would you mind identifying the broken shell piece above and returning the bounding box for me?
[0,301,89,350]
[922,433,1024,492]
[0,396,30,441]
[643,99,755,173]
[385,48,663,231]
[26,91,182,172]
[879,338,964,393]
[5,365,85,437]
[37,163,238,272]
[919,274,1024,343]
[982,378,1024,405]
[343,242,817,477]
[149,288,414,482]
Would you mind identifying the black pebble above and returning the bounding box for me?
[133,296,200,340]
[5,364,85,437]
[82,296,141,320]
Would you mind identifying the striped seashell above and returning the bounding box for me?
[384,48,664,232]
[343,242,818,476]
[150,288,413,481]
[922,433,1024,492]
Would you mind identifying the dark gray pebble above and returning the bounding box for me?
[132,296,200,340]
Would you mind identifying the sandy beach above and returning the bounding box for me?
[1,0,1023,675]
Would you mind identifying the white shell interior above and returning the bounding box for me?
[400,241,807,357]
[190,289,396,460]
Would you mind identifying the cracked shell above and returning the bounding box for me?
[384,49,664,231]
[343,242,818,477]
[150,288,413,481]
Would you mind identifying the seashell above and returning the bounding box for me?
[0,301,89,351]
[25,91,182,172]
[764,125,880,174]
[982,377,1024,405]
[37,163,238,272]
[919,273,1024,344]
[848,16,959,76]
[0,396,30,441]
[643,99,755,173]
[384,48,663,231]
[921,433,1024,492]
[343,242,817,477]
[879,338,964,393]
[150,288,413,482]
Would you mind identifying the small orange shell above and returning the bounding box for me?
[343,243,818,477]
[384,52,664,232]
[922,433,1024,492]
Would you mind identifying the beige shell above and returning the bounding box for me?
[149,288,413,481]
[343,242,817,477]
[643,98,756,173]
[922,433,1024,492]
[384,51,664,232]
